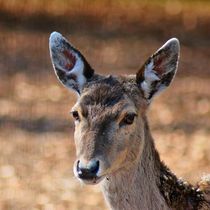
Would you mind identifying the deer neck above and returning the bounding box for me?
[100,119,169,210]
[100,119,207,210]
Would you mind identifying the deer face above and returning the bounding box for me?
[49,32,180,184]
[70,76,147,184]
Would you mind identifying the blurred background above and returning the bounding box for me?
[0,0,210,209]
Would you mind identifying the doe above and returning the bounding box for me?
[49,32,210,210]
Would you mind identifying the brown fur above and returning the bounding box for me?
[72,75,210,210]
[49,34,210,210]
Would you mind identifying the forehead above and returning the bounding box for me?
[74,76,139,119]
[81,76,125,107]
[74,75,146,116]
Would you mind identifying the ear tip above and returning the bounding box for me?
[50,31,63,40]
[169,37,180,46]
[169,37,179,43]
[49,31,64,47]
[166,37,180,52]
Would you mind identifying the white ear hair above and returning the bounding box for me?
[137,38,180,101]
[49,32,94,94]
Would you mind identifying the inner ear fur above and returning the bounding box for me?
[49,32,94,94]
[136,38,180,100]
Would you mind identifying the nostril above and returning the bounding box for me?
[89,160,99,174]
[76,160,81,174]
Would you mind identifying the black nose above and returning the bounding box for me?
[77,160,100,180]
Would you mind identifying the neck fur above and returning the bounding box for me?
[100,119,208,210]
[100,119,169,210]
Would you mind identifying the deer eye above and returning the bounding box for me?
[121,113,137,126]
[71,111,80,121]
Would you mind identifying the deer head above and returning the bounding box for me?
[49,32,180,184]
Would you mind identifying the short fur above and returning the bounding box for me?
[49,32,210,210]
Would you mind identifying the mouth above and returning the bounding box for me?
[77,175,105,185]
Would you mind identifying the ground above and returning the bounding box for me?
[0,1,210,210]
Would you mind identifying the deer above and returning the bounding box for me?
[49,31,210,210]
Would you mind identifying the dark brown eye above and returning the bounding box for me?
[121,113,137,126]
[71,111,80,121]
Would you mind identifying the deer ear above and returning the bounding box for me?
[49,32,94,94]
[136,38,180,101]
